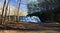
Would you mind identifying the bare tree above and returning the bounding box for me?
[8,3,10,21]
[14,0,18,22]
[17,0,21,22]
[3,0,10,24]
[1,0,6,24]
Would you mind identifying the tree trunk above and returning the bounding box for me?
[8,4,10,21]
[17,0,21,22]
[1,0,6,24]
[3,0,10,24]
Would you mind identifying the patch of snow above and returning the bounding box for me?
[19,16,41,23]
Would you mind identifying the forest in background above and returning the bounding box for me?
[27,0,60,23]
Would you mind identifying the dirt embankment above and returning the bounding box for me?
[0,30,60,33]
